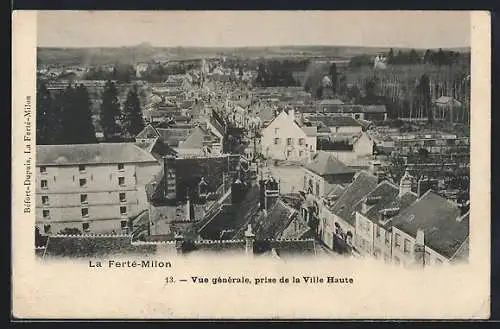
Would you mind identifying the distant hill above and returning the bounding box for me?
[37,45,471,66]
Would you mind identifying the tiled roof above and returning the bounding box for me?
[390,191,467,259]
[329,171,379,226]
[305,152,355,177]
[36,143,159,166]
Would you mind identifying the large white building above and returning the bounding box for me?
[261,109,317,163]
[36,143,162,234]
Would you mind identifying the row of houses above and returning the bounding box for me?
[300,153,469,267]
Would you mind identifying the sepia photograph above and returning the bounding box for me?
[12,10,490,319]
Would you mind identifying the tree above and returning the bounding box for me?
[36,80,59,145]
[329,62,338,94]
[408,49,420,64]
[416,74,432,121]
[58,84,96,144]
[423,49,432,64]
[364,78,378,99]
[122,85,145,137]
[315,86,323,99]
[387,48,395,64]
[100,80,123,142]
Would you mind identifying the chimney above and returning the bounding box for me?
[399,169,413,197]
[244,224,255,257]
[174,233,184,255]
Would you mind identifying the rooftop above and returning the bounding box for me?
[305,153,355,177]
[390,191,468,259]
[315,115,363,128]
[328,171,379,226]
[36,143,159,166]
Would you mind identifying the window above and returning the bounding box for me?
[287,150,292,157]
[299,151,304,157]
[40,166,47,174]
[79,178,87,187]
[394,256,400,265]
[118,163,124,171]
[394,233,401,247]
[274,138,280,145]
[403,239,411,254]
[119,192,126,203]
[274,128,279,135]
[42,209,50,218]
[375,225,381,238]
[80,194,88,204]
[315,182,320,196]
[287,138,292,146]
[41,196,49,205]
[121,220,128,229]
[82,222,90,232]
[299,138,305,145]
[43,224,51,234]
[41,179,48,189]
[81,208,89,218]
[374,248,381,259]
[78,164,86,172]
[118,177,125,186]
[120,206,127,215]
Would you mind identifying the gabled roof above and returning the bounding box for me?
[390,191,467,259]
[155,128,192,147]
[37,143,159,166]
[253,200,297,240]
[354,181,402,222]
[136,124,160,140]
[305,153,355,177]
[326,183,346,198]
[178,126,218,150]
[329,171,379,226]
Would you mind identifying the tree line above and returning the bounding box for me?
[349,48,468,68]
[255,60,306,87]
[36,79,145,145]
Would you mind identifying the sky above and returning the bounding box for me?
[37,11,471,49]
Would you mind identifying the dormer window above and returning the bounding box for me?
[78,165,86,172]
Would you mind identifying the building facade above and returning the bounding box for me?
[261,110,316,162]
[36,143,162,234]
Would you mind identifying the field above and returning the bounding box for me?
[37,45,470,66]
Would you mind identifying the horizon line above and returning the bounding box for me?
[37,44,472,50]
